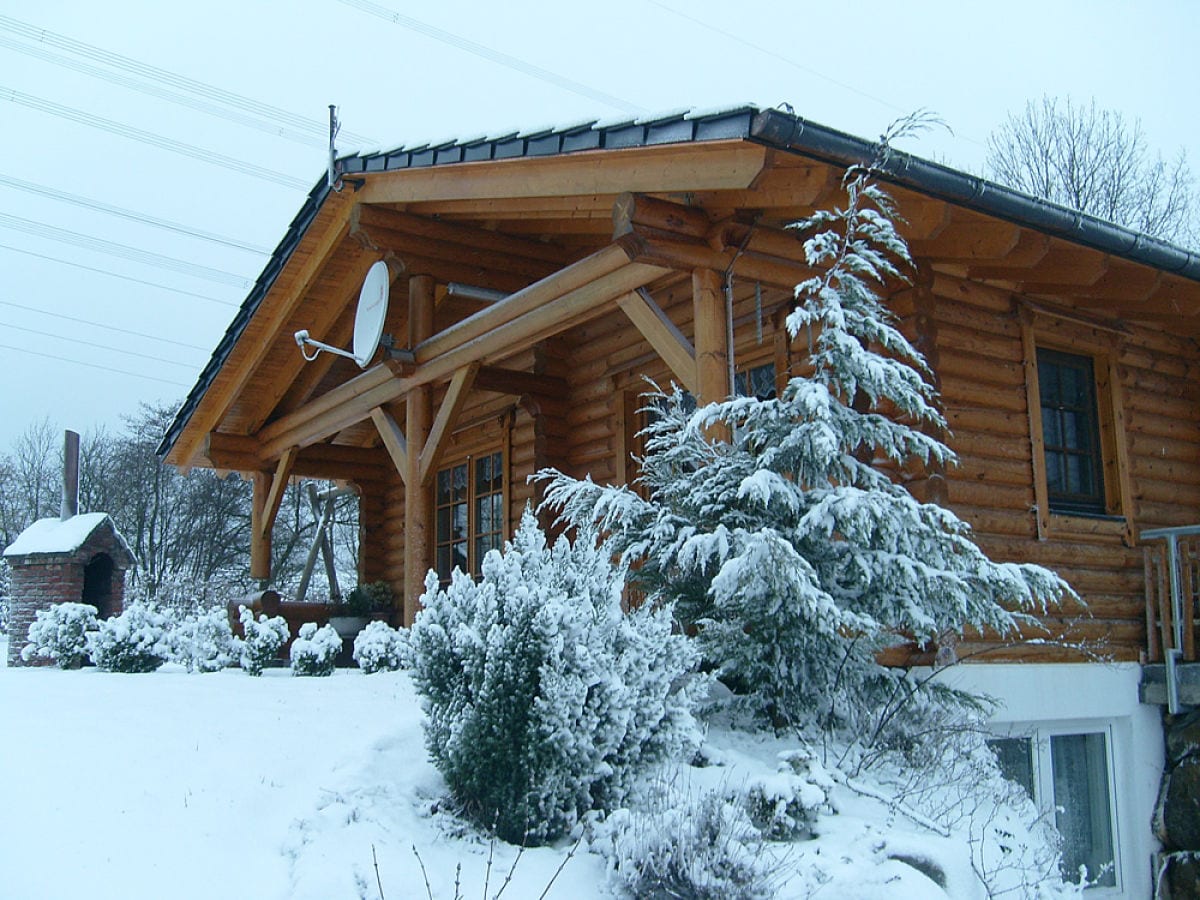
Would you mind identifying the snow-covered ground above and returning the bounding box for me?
[0,636,1043,899]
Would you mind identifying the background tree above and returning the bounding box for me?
[0,405,360,600]
[987,95,1196,246]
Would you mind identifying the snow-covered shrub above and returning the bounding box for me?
[539,125,1072,732]
[597,791,779,900]
[167,607,237,672]
[20,602,99,668]
[238,606,289,676]
[87,602,169,673]
[290,622,341,676]
[738,750,831,841]
[407,510,702,845]
[352,620,405,673]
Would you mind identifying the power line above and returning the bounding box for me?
[0,242,239,308]
[644,0,987,152]
[0,34,328,150]
[0,173,271,255]
[0,341,191,388]
[335,0,646,115]
[0,86,311,190]
[0,299,209,351]
[0,211,251,287]
[0,320,201,369]
[0,13,374,146]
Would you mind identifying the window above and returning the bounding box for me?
[989,727,1119,889]
[1036,348,1104,515]
[435,451,504,582]
[734,361,778,401]
[1020,307,1134,543]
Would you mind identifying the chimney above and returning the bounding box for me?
[61,429,79,520]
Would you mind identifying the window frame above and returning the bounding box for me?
[1020,306,1134,545]
[434,447,508,584]
[989,720,1123,893]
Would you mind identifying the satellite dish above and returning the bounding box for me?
[352,260,390,367]
[294,260,391,368]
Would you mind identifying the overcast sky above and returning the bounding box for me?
[0,0,1195,452]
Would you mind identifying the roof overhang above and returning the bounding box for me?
[160,106,1200,471]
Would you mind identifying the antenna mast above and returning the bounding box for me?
[327,104,342,191]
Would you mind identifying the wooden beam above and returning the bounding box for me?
[419,363,480,485]
[370,407,408,484]
[204,432,389,482]
[475,366,567,398]
[167,192,355,467]
[617,288,698,394]
[250,471,271,580]
[693,268,730,408]
[405,274,435,626]
[683,162,839,213]
[255,258,667,460]
[613,192,712,241]
[356,141,769,206]
[259,447,297,542]
[969,248,1109,285]
[631,233,813,289]
[356,205,572,265]
[416,241,638,362]
[908,221,1022,261]
[354,219,561,283]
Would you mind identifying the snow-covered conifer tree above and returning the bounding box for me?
[540,125,1071,731]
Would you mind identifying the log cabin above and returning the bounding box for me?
[158,106,1200,896]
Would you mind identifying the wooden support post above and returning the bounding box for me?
[250,447,297,582]
[692,268,730,439]
[250,472,271,581]
[404,274,435,626]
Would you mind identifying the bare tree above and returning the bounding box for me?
[987,96,1197,246]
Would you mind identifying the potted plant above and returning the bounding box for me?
[328,582,393,637]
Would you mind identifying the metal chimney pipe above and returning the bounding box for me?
[61,430,79,520]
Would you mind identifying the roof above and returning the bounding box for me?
[4,512,136,564]
[158,104,1200,460]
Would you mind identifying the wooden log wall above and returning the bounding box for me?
[351,255,1199,661]
[552,263,1200,665]
[916,273,1200,662]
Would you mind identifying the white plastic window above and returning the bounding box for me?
[989,725,1118,890]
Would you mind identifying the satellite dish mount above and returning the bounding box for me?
[294,259,391,368]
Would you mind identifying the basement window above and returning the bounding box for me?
[989,726,1119,889]
[435,450,505,583]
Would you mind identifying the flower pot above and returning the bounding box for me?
[328,615,368,638]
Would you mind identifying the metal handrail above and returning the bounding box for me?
[1141,525,1200,714]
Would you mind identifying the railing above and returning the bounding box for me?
[1142,525,1200,713]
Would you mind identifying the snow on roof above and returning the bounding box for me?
[4,513,132,560]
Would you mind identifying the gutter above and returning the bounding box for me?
[750,108,1200,281]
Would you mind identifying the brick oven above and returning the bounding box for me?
[2,431,136,667]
